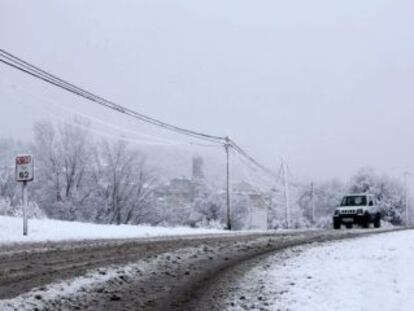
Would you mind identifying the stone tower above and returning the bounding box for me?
[192,155,204,180]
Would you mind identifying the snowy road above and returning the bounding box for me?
[0,228,401,310]
[200,229,414,311]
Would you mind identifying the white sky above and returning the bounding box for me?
[0,0,413,181]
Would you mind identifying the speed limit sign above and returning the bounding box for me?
[16,154,34,182]
[16,154,33,236]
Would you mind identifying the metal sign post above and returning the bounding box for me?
[22,181,28,236]
[16,154,34,236]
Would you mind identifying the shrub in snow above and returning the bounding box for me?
[315,216,332,229]
[0,196,45,219]
[291,217,312,229]
[0,197,12,215]
[268,218,287,230]
[12,201,46,219]
[194,218,225,230]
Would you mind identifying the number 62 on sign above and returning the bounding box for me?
[16,154,34,182]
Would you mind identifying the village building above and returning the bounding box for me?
[232,181,269,230]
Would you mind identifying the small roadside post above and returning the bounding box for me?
[15,154,34,236]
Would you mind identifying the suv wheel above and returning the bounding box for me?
[333,219,341,230]
[374,215,381,228]
[362,215,370,229]
[345,223,353,229]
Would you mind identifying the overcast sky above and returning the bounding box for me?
[1,0,413,181]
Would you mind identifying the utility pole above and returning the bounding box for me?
[281,160,290,229]
[225,137,231,230]
[310,181,315,224]
[404,172,412,227]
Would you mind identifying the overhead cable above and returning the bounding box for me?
[0,49,276,177]
[0,49,225,144]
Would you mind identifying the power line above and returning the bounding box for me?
[0,78,219,148]
[0,48,277,178]
[228,138,277,180]
[233,149,275,188]
[0,49,225,144]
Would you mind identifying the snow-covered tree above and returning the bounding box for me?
[297,179,346,227]
[93,139,157,225]
[32,120,94,220]
[348,168,405,224]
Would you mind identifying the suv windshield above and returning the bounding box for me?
[340,196,367,206]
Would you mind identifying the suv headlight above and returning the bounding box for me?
[334,210,340,216]
[357,209,363,214]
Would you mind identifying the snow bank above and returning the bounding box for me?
[0,216,225,245]
[228,230,414,311]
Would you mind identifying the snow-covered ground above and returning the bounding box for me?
[226,230,414,311]
[0,216,225,245]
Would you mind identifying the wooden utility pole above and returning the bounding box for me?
[225,137,231,230]
[404,172,411,226]
[310,181,315,223]
[281,161,290,229]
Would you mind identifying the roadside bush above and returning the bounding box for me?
[0,196,46,219]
